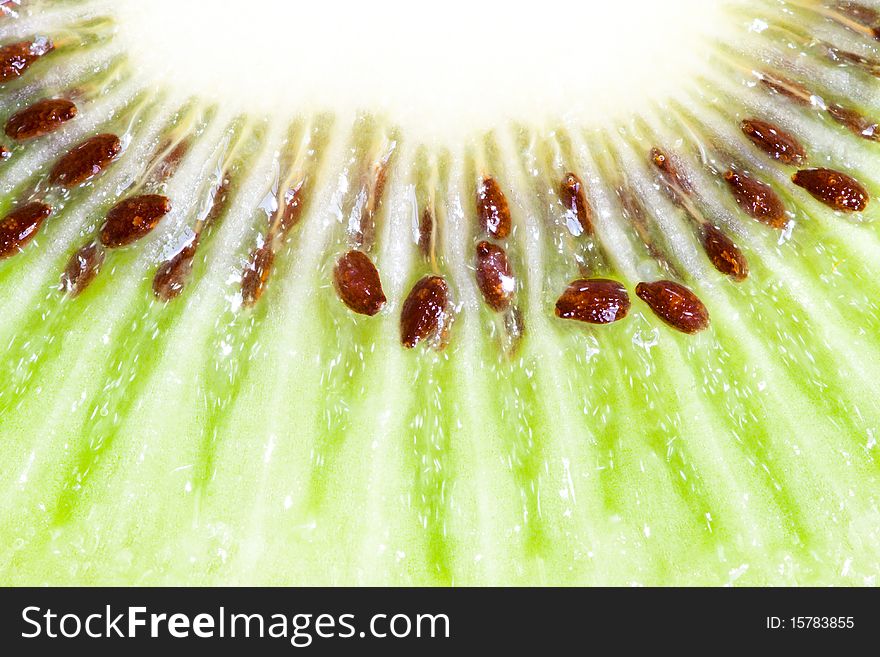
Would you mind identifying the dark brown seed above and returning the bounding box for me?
[100,194,172,248]
[0,201,52,258]
[701,224,749,282]
[276,185,304,237]
[333,249,386,316]
[0,39,53,82]
[740,119,808,165]
[650,147,692,194]
[555,279,630,325]
[0,145,9,159]
[476,177,511,239]
[50,133,122,187]
[560,172,594,235]
[400,275,449,348]
[826,104,880,141]
[418,206,434,258]
[153,239,198,301]
[723,170,788,229]
[241,243,275,307]
[5,98,77,140]
[636,280,710,334]
[60,241,104,297]
[475,240,514,312]
[792,168,869,212]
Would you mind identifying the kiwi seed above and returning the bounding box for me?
[635,280,710,335]
[400,275,450,349]
[50,133,122,187]
[99,194,173,248]
[559,173,593,236]
[5,97,77,140]
[723,170,788,229]
[740,119,808,166]
[59,241,104,297]
[476,176,511,239]
[333,249,387,316]
[4,0,880,586]
[555,279,630,325]
[0,200,52,258]
[475,240,514,312]
[0,38,53,82]
[792,168,870,212]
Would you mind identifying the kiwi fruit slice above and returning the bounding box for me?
[1,0,880,586]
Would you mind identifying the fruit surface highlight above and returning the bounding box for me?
[1,0,880,587]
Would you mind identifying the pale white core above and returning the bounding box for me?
[113,0,731,136]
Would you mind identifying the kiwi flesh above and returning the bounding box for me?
[1,0,880,586]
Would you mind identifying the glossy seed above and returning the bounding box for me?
[723,170,787,229]
[560,173,593,235]
[477,177,511,239]
[418,207,434,258]
[0,38,53,82]
[276,185,304,237]
[475,240,515,312]
[333,249,386,316]
[241,244,275,307]
[701,224,749,282]
[555,279,630,325]
[792,168,869,212]
[636,280,710,334]
[0,145,9,159]
[5,98,77,140]
[59,241,104,297]
[400,275,449,348]
[50,133,122,187]
[100,194,172,248]
[153,239,198,301]
[0,201,52,258]
[740,119,808,165]
[650,147,692,194]
[826,104,879,141]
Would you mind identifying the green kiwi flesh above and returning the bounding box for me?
[1,0,880,586]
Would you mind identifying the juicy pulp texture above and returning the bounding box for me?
[0,0,879,586]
